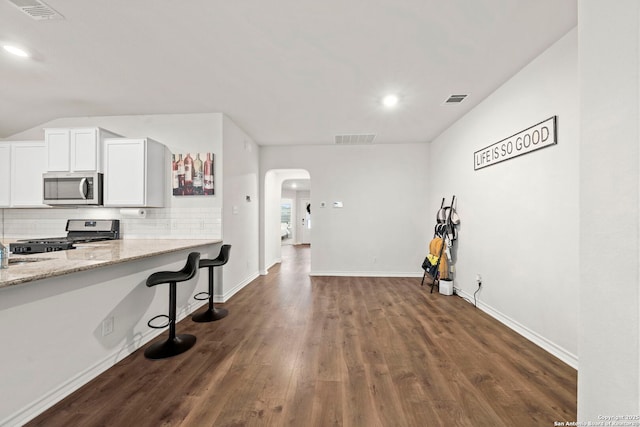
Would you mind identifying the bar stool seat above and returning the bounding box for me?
[192,245,231,323]
[144,252,200,359]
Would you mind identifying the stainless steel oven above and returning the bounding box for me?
[43,172,103,205]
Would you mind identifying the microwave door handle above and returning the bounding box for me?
[78,178,88,199]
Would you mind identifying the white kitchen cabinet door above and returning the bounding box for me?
[45,128,71,172]
[71,128,99,171]
[45,127,119,173]
[11,141,47,207]
[104,138,165,207]
[0,143,11,207]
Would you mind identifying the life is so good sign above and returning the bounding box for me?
[474,116,557,170]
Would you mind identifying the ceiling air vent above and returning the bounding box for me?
[335,134,376,145]
[6,0,64,20]
[444,94,468,104]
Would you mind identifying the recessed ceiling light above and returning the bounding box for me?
[3,45,29,57]
[382,94,399,108]
[291,183,297,188]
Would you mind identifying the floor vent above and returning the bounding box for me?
[444,94,468,104]
[6,0,64,20]
[335,134,376,145]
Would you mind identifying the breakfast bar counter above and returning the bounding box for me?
[0,239,222,289]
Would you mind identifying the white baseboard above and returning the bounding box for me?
[455,288,578,369]
[221,272,259,302]
[260,259,280,275]
[309,270,424,278]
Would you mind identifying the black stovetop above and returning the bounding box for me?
[9,219,120,254]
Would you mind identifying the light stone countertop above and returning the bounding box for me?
[0,239,222,289]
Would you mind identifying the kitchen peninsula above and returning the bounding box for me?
[0,238,222,426]
[0,239,221,288]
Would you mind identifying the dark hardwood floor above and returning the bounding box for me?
[27,244,576,426]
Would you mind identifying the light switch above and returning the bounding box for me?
[232,206,239,215]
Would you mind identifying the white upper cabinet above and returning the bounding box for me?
[0,143,11,207]
[103,138,166,207]
[45,128,70,171]
[0,141,47,208]
[45,127,120,172]
[72,128,101,171]
[11,141,47,207]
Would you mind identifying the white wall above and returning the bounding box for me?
[221,115,260,300]
[427,29,579,366]
[578,0,640,419]
[2,113,224,240]
[260,144,430,276]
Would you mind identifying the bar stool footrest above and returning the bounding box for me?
[193,291,210,301]
[147,314,170,329]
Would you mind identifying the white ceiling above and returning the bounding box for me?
[0,0,576,145]
[282,179,311,192]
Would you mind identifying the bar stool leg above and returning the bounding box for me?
[192,266,228,322]
[144,282,197,359]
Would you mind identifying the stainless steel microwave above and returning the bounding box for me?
[43,172,104,205]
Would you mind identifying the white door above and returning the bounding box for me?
[299,198,311,244]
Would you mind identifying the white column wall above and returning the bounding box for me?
[427,29,579,366]
[578,0,640,419]
[221,115,261,300]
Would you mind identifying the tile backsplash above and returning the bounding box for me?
[0,207,222,240]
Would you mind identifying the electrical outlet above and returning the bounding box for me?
[102,316,114,336]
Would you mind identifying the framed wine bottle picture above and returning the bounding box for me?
[171,152,214,196]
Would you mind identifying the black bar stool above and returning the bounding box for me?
[192,244,231,323]
[144,252,200,359]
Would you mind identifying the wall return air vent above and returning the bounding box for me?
[334,134,376,145]
[6,0,64,20]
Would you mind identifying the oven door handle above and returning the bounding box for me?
[78,178,89,199]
